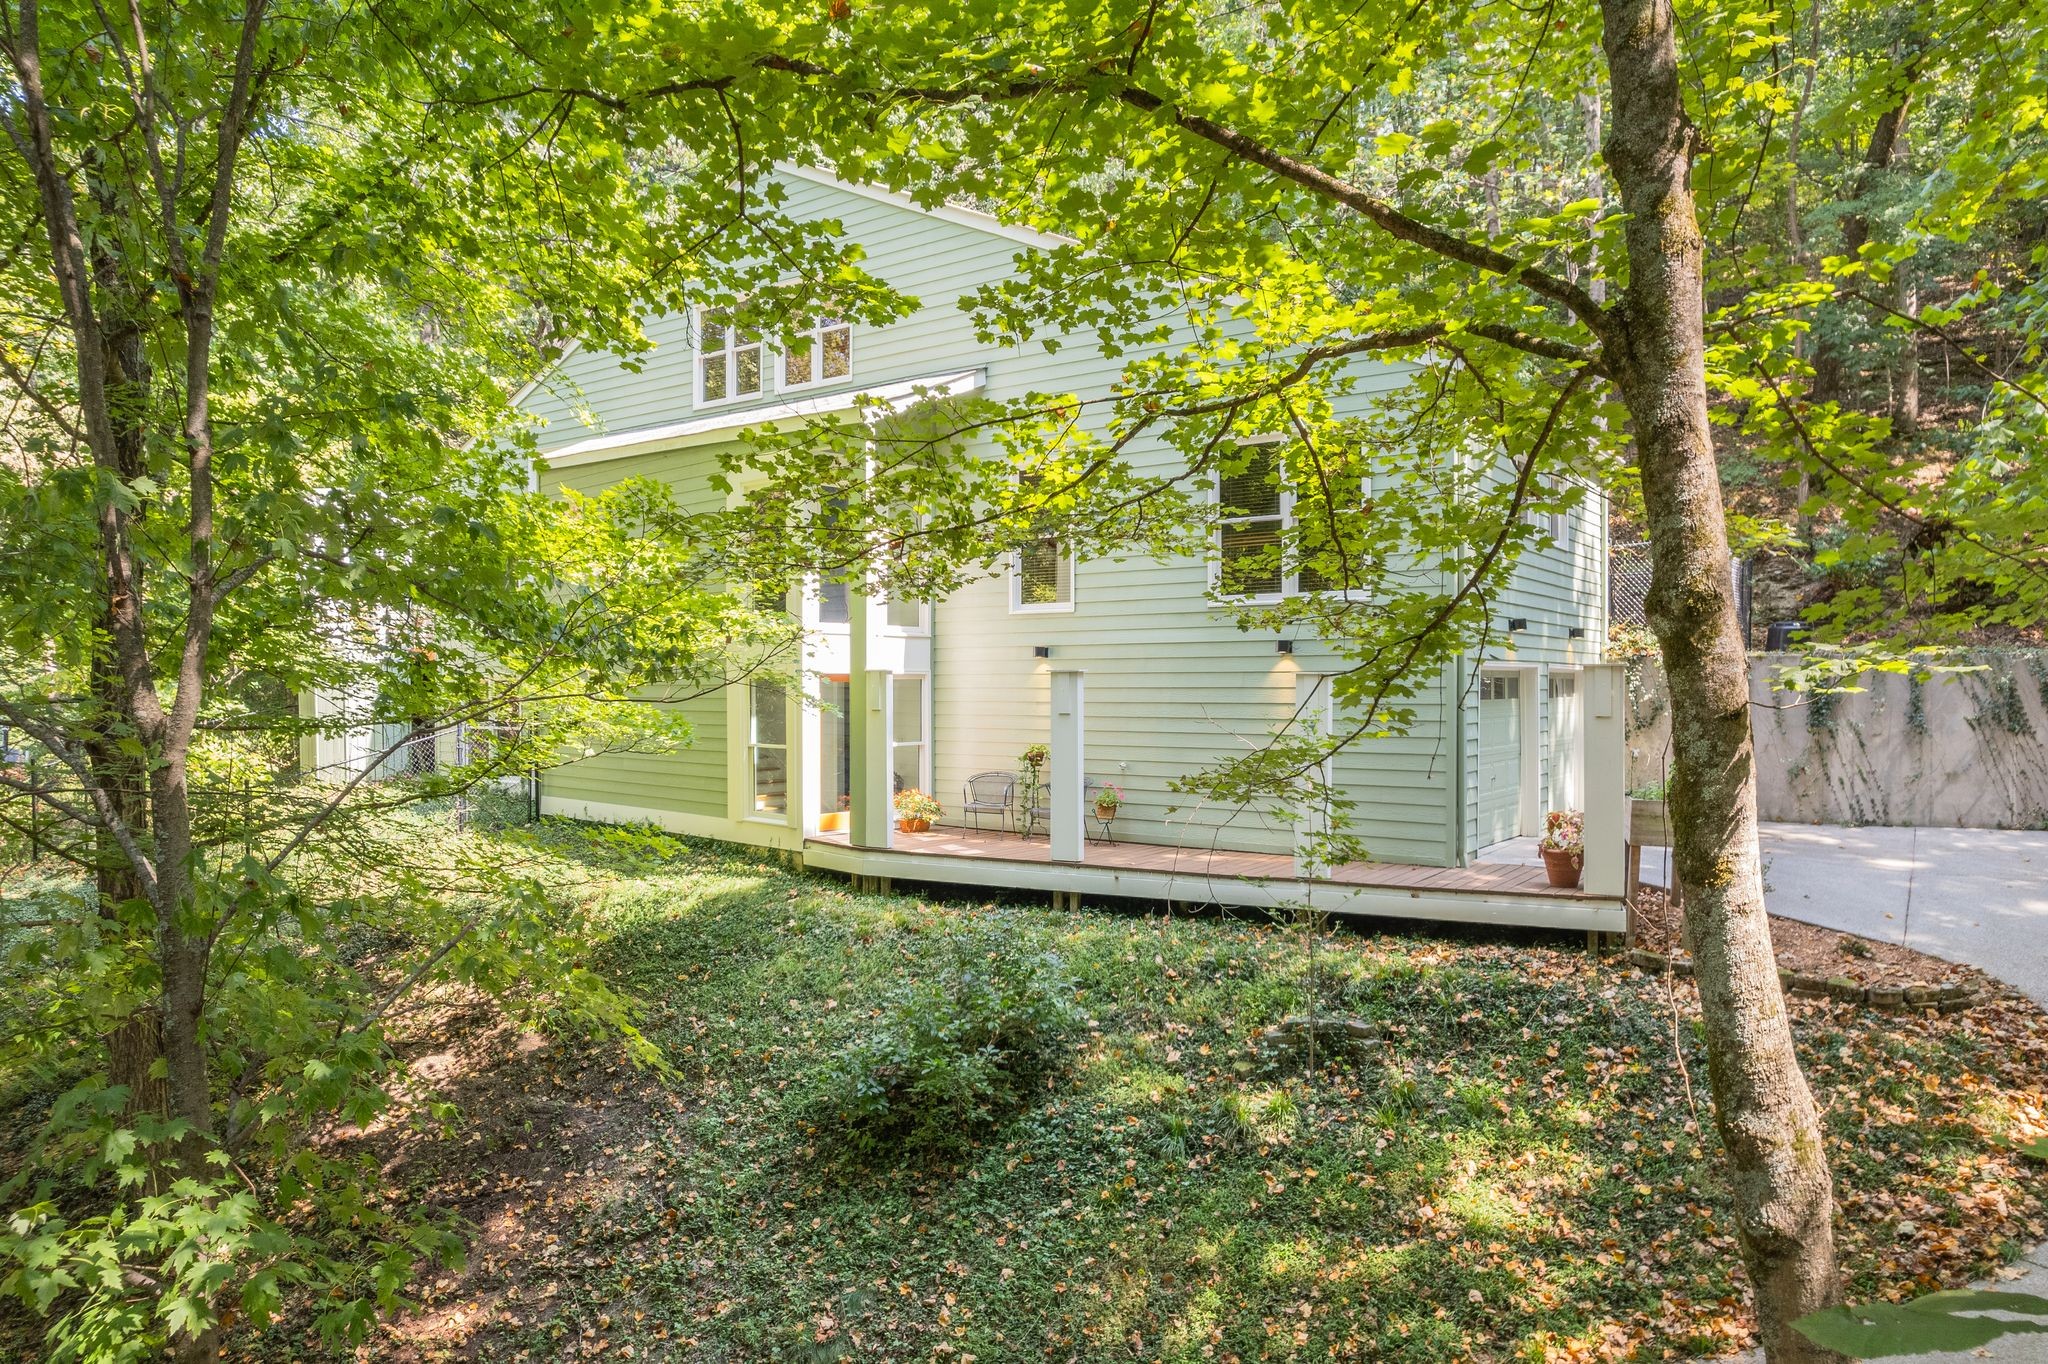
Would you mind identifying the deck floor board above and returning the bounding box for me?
[807,825,1585,900]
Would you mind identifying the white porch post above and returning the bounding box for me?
[848,586,894,850]
[1580,661,1626,898]
[1292,673,1333,879]
[1049,669,1086,864]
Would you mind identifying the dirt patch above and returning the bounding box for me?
[1631,888,2001,994]
[229,995,691,1363]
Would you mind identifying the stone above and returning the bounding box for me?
[1825,976,1868,1003]
[1866,985,1907,1010]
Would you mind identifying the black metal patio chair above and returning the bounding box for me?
[962,771,1017,833]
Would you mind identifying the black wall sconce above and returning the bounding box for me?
[1033,645,1051,658]
[1568,626,1586,639]
[1507,617,1529,633]
[1275,639,1295,654]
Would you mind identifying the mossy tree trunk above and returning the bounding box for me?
[1599,2,1847,1359]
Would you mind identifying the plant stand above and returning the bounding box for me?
[1092,807,1117,844]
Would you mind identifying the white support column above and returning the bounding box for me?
[1581,661,1626,898]
[851,668,895,849]
[847,587,894,850]
[1049,669,1086,864]
[1292,673,1333,879]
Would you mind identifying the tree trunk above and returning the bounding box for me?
[1809,63,1916,407]
[82,159,170,1125]
[1892,259,1920,433]
[1598,3,1846,1361]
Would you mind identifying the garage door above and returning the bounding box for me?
[1478,672,1523,849]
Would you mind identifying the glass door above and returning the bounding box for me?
[819,675,851,831]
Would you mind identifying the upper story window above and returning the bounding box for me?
[781,315,852,391]
[1009,474,1074,613]
[697,308,764,406]
[1217,440,1366,600]
[1524,476,1573,551]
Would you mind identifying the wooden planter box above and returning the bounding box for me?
[1626,798,1677,934]
[1630,798,1671,847]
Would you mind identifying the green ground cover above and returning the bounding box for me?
[53,818,2048,1362]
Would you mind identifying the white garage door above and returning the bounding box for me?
[1479,672,1523,849]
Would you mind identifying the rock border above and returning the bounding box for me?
[1622,948,1983,1013]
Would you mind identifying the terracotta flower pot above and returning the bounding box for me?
[1541,847,1584,889]
[898,817,932,833]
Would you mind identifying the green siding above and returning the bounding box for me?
[537,447,735,819]
[516,172,1599,869]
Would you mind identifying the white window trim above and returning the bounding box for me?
[1528,474,1577,551]
[889,672,932,796]
[693,305,766,410]
[776,314,855,394]
[806,573,854,634]
[1009,545,1077,615]
[881,596,930,635]
[742,682,793,823]
[1212,439,1369,603]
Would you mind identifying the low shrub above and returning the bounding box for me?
[814,932,1079,1154]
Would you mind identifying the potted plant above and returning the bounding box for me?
[894,788,942,833]
[1019,743,1049,774]
[1539,809,1585,889]
[1093,783,1123,822]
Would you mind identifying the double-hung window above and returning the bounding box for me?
[1217,440,1365,599]
[1526,475,1573,550]
[697,308,764,406]
[890,675,927,794]
[747,683,788,815]
[781,315,852,390]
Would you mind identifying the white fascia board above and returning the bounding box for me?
[775,162,1073,251]
[538,368,987,469]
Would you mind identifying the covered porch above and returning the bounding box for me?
[818,660,1633,933]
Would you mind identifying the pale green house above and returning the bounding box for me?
[521,168,1630,932]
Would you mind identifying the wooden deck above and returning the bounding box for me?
[802,824,1622,932]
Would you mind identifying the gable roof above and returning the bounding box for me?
[510,166,1059,427]
[774,164,1072,251]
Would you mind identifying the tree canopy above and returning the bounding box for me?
[2,0,2044,1359]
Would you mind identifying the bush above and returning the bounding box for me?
[815,933,1079,1154]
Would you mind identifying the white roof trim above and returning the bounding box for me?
[507,338,586,413]
[775,163,1073,250]
[538,368,988,469]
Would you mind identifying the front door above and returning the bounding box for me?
[1478,671,1523,848]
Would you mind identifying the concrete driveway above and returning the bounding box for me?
[1759,823,2048,1007]
[1734,823,2048,1364]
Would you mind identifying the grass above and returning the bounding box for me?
[195,819,2048,1361]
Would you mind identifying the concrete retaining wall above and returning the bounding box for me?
[1624,650,2048,830]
